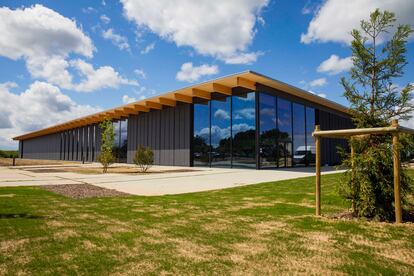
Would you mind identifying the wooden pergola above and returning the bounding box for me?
[312,119,414,223]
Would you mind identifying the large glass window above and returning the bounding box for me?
[211,96,231,167]
[232,91,256,168]
[193,102,210,166]
[305,107,316,165]
[277,98,292,167]
[292,103,306,166]
[259,93,277,168]
[119,119,128,163]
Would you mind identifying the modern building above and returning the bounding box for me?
[13,71,353,169]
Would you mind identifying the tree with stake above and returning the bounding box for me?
[133,145,154,173]
[97,119,115,173]
[340,9,414,220]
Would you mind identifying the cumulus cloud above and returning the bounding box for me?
[102,28,130,51]
[121,0,268,64]
[301,0,414,44]
[70,59,139,92]
[0,81,101,149]
[0,5,137,92]
[122,95,136,104]
[176,62,218,82]
[234,108,255,120]
[309,90,327,98]
[214,109,230,120]
[309,78,327,87]
[317,55,353,75]
[140,42,155,54]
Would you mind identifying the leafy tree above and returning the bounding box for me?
[133,145,154,172]
[97,119,115,173]
[340,9,414,220]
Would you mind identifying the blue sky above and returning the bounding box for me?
[0,0,413,149]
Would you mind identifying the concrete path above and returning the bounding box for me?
[0,164,342,196]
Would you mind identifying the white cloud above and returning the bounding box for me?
[309,90,327,98]
[140,42,155,54]
[122,95,136,104]
[0,5,137,93]
[301,0,414,44]
[176,62,218,83]
[70,59,139,92]
[214,109,230,120]
[102,28,130,51]
[100,14,111,24]
[134,69,147,79]
[234,108,255,120]
[0,5,94,60]
[0,81,101,149]
[309,78,327,87]
[121,0,269,64]
[317,55,353,75]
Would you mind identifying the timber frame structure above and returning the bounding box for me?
[313,119,414,223]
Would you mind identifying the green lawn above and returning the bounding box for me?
[1,172,414,275]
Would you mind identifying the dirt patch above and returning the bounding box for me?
[40,184,129,199]
[0,157,73,167]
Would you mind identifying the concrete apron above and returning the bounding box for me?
[0,165,342,196]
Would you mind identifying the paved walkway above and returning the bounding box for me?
[0,164,341,196]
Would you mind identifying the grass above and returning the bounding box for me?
[1,171,414,275]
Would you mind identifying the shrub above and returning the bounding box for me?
[133,145,154,172]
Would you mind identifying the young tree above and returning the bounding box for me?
[97,119,115,173]
[133,145,154,172]
[340,9,414,220]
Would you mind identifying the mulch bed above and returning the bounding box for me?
[40,184,130,199]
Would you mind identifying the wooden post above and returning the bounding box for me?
[392,119,402,223]
[315,125,321,216]
[350,141,356,214]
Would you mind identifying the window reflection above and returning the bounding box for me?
[259,93,277,168]
[193,103,210,166]
[211,96,231,167]
[292,103,306,166]
[277,98,292,167]
[232,91,256,168]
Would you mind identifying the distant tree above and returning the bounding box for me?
[340,9,414,220]
[133,145,154,172]
[97,119,115,173]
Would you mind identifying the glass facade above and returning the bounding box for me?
[259,93,277,168]
[113,119,128,163]
[277,98,292,167]
[193,91,316,169]
[292,103,306,166]
[192,91,256,168]
[193,102,210,166]
[232,91,256,168]
[211,96,231,167]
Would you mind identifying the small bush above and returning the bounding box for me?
[97,119,115,173]
[133,145,154,172]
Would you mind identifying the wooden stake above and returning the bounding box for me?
[350,141,356,214]
[392,119,402,223]
[315,125,321,216]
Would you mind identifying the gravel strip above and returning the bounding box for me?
[40,184,130,199]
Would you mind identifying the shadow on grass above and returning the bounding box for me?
[0,213,46,219]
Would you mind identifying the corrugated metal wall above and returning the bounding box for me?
[21,124,101,162]
[127,103,191,166]
[319,110,354,165]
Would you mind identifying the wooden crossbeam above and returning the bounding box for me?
[145,101,162,110]
[237,77,256,90]
[174,93,193,104]
[191,88,211,100]
[212,83,232,95]
[157,97,176,107]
